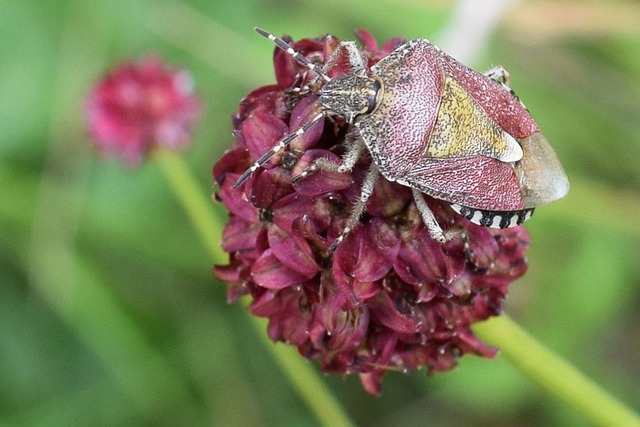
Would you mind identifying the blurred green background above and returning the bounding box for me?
[1,0,639,425]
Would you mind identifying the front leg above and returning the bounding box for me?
[292,133,365,184]
[330,163,379,251]
[484,65,527,109]
[484,65,510,85]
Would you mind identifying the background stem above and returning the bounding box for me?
[474,315,640,427]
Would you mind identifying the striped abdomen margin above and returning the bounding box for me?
[450,204,535,228]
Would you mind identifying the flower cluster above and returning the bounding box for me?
[213,31,529,394]
[85,56,202,165]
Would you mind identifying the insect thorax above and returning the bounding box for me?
[319,75,382,122]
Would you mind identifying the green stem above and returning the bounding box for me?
[154,149,355,427]
[153,149,226,263]
[245,311,355,427]
[473,315,640,427]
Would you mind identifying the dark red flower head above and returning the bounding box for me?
[85,56,202,165]
[213,31,529,394]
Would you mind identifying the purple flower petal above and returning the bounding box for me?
[352,219,400,282]
[365,175,412,218]
[369,291,422,334]
[251,249,312,289]
[274,37,324,89]
[233,85,288,129]
[289,96,324,151]
[217,175,259,223]
[241,110,288,166]
[213,146,250,185]
[292,149,353,196]
[272,193,332,234]
[267,225,320,278]
[221,216,260,252]
[394,232,449,286]
[248,167,294,209]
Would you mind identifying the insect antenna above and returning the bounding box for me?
[233,28,334,189]
[254,27,332,83]
[233,111,325,188]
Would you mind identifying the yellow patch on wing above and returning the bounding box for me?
[426,77,523,162]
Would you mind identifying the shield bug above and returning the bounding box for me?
[234,27,569,249]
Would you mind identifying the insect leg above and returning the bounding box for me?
[328,41,367,76]
[484,65,510,85]
[291,133,365,184]
[335,134,366,172]
[461,231,473,264]
[484,65,527,108]
[412,188,447,243]
[329,164,379,251]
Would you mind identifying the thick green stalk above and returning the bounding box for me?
[153,149,227,263]
[245,312,355,427]
[474,315,640,427]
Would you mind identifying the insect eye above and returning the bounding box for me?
[365,79,382,114]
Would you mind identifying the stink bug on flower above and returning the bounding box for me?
[234,27,569,249]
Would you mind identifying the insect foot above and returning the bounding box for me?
[214,28,557,394]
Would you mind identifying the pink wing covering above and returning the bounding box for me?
[359,40,443,180]
[359,39,543,211]
[400,155,525,210]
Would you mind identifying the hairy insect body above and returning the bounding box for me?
[236,28,569,248]
[319,75,380,120]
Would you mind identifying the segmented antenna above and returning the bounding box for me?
[254,27,332,83]
[233,112,324,188]
[233,28,332,189]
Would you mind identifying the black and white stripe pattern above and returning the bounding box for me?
[233,112,325,188]
[450,203,534,228]
[232,28,335,189]
[254,27,332,83]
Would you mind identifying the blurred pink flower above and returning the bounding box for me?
[213,31,530,394]
[85,56,202,164]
